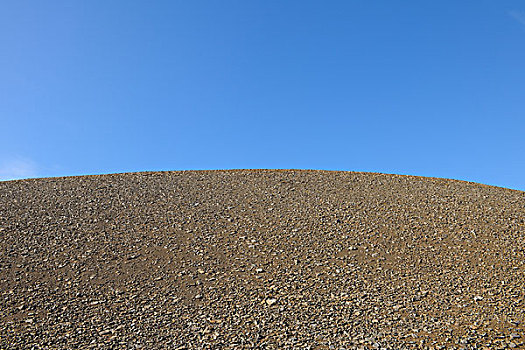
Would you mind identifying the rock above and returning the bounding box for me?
[266,298,277,306]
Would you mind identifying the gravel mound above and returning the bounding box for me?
[1,170,525,349]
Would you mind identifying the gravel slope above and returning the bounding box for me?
[1,170,525,349]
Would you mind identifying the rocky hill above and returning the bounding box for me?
[1,170,525,349]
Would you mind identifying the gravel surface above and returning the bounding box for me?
[1,170,525,349]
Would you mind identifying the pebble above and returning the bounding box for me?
[266,298,277,306]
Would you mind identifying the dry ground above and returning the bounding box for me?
[1,170,525,349]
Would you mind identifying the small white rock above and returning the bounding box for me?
[266,298,277,306]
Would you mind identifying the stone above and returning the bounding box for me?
[266,298,277,306]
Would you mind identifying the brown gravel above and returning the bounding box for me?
[1,169,525,349]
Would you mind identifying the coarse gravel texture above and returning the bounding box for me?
[1,170,525,349]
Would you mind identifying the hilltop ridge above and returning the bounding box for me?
[1,170,525,349]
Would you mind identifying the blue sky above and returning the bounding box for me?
[1,1,525,190]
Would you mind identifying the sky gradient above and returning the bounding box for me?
[1,1,525,190]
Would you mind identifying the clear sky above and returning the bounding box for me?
[1,1,525,190]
